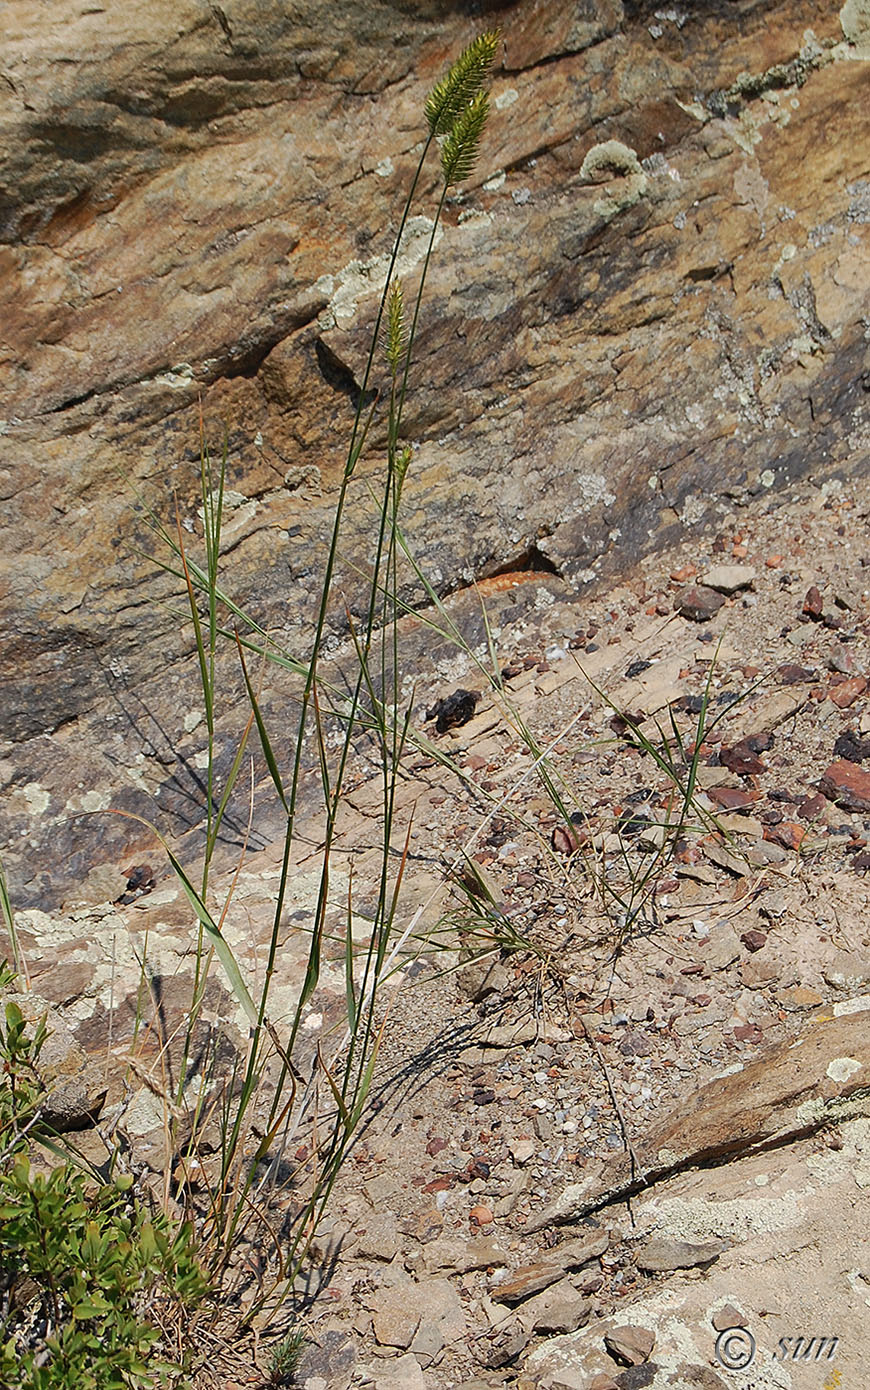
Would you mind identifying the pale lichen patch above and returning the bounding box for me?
[826,1055,863,1083]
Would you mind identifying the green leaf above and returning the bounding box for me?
[73,1293,112,1319]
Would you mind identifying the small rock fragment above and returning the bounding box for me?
[426,688,479,733]
[469,1204,494,1228]
[675,585,725,622]
[369,1286,421,1349]
[777,984,824,1008]
[604,1324,656,1366]
[491,1262,563,1304]
[720,732,772,776]
[552,823,582,854]
[829,676,867,709]
[508,1136,536,1166]
[703,564,756,594]
[803,585,823,618]
[707,786,760,811]
[355,1213,400,1263]
[833,729,870,763]
[479,1317,529,1369]
[820,760,870,812]
[635,1236,726,1272]
[828,644,860,674]
[778,663,815,684]
[552,1226,610,1269]
[518,1281,592,1335]
[763,821,806,851]
[370,1353,428,1390]
[712,1304,749,1332]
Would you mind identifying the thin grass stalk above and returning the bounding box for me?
[0,854,26,984]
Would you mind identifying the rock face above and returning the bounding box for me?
[1,0,869,904]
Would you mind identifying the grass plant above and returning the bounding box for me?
[126,30,504,1336]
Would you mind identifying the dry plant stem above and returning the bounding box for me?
[580,1017,647,1190]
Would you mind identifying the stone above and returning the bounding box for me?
[778,984,824,1009]
[833,730,870,763]
[552,1226,610,1270]
[518,1281,592,1335]
[421,1238,509,1275]
[706,787,760,811]
[634,1236,727,1272]
[603,1325,656,1366]
[740,929,767,953]
[355,1212,400,1263]
[701,565,756,594]
[409,1278,466,1368]
[370,1354,427,1390]
[478,1317,530,1369]
[294,1331,356,1390]
[820,760,870,812]
[841,0,870,44]
[369,1284,422,1350]
[711,1304,748,1332]
[829,676,868,708]
[508,1136,537,1166]
[470,1205,494,1229]
[491,1262,564,1305]
[674,586,726,623]
[763,821,807,851]
[457,955,512,1003]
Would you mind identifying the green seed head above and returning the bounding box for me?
[424,31,499,138]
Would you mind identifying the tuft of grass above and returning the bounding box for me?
[266,1326,307,1387]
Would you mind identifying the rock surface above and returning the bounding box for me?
[2,0,870,909]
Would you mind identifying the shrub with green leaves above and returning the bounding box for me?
[0,967,208,1389]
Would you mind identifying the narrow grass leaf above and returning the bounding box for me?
[234,631,288,814]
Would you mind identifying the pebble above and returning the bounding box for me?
[635,1235,727,1271]
[820,759,870,812]
[712,1303,749,1332]
[675,584,726,622]
[702,564,756,593]
[829,676,867,708]
[604,1324,656,1366]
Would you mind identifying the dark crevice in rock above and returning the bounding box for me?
[48,385,103,415]
[484,543,561,581]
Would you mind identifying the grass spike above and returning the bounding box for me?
[424,31,499,136]
[440,91,490,187]
[384,279,406,374]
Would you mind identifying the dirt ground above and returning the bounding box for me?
[7,463,870,1390]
